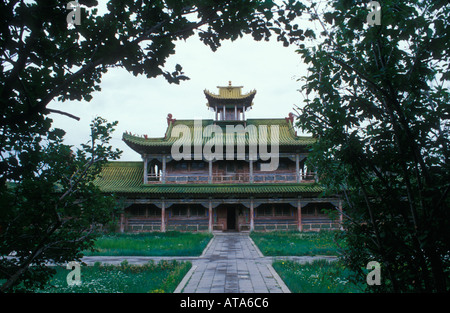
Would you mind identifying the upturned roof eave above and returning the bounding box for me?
[94,161,324,196]
[204,89,256,107]
[122,118,316,155]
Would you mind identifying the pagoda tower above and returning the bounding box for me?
[204,81,256,122]
[95,83,344,233]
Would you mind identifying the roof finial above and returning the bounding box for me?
[229,80,232,87]
[285,112,294,124]
[167,113,176,126]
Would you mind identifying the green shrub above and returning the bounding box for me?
[85,231,212,256]
[38,260,191,293]
[273,259,365,293]
[251,231,342,256]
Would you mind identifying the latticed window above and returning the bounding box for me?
[191,162,205,170]
[302,204,316,216]
[175,162,188,170]
[226,163,236,172]
[256,205,273,216]
[128,205,146,217]
[275,206,291,216]
[190,206,206,217]
[172,206,188,216]
[128,205,161,217]
[147,206,161,217]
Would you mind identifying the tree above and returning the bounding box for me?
[0,0,309,186]
[0,0,307,178]
[0,0,309,292]
[0,116,122,292]
[296,0,449,292]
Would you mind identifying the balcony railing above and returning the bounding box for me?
[146,173,316,184]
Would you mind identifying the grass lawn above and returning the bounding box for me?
[250,231,342,256]
[273,259,365,293]
[37,260,191,293]
[84,231,213,256]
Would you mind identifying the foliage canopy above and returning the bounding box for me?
[297,0,450,292]
[0,0,309,292]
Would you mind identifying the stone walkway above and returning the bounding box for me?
[176,232,289,293]
[81,232,337,293]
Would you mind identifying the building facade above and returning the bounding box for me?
[95,83,342,232]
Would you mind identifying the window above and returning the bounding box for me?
[191,162,205,170]
[226,163,236,172]
[128,205,162,217]
[190,206,206,217]
[256,205,273,217]
[275,206,291,216]
[147,206,161,217]
[278,161,288,169]
[225,109,234,120]
[128,205,146,217]
[175,162,188,170]
[302,204,316,216]
[172,206,188,216]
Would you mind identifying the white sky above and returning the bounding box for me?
[49,6,314,161]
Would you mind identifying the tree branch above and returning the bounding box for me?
[45,108,81,121]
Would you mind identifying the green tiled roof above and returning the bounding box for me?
[94,161,323,196]
[204,88,256,107]
[123,118,315,154]
[94,161,144,191]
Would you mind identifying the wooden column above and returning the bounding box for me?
[295,153,300,183]
[161,199,166,232]
[223,105,226,120]
[242,107,245,120]
[119,213,125,233]
[297,199,302,232]
[162,155,166,183]
[249,159,254,183]
[143,155,148,184]
[250,197,254,231]
[208,198,213,233]
[208,160,212,183]
[234,105,237,120]
[215,107,218,121]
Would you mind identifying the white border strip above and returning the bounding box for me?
[174,265,198,293]
[267,264,291,293]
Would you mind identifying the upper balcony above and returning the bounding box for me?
[143,155,316,185]
[146,172,317,184]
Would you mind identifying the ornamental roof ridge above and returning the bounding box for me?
[204,88,257,98]
[93,160,324,195]
[204,82,257,104]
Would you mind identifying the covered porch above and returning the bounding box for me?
[120,197,343,233]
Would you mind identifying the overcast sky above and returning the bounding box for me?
[48,17,313,161]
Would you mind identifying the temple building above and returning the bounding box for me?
[95,83,342,232]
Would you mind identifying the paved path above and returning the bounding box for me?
[176,232,289,293]
[81,232,337,293]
